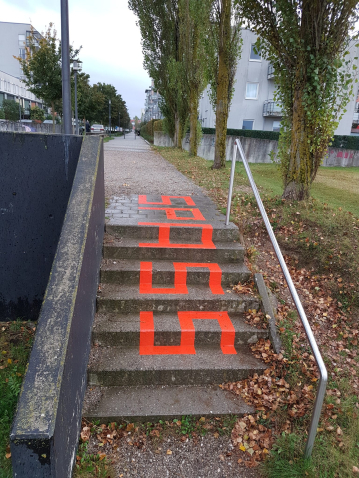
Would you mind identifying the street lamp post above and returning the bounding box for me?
[60,0,72,135]
[109,99,111,137]
[72,59,82,135]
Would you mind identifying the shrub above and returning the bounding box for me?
[30,106,45,122]
[153,119,163,132]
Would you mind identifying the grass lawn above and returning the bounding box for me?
[155,146,359,478]
[0,321,35,478]
[239,162,359,217]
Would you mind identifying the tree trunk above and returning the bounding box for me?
[51,102,55,134]
[174,113,183,148]
[189,87,199,156]
[282,84,311,200]
[213,0,231,169]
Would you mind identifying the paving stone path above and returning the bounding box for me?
[83,134,264,477]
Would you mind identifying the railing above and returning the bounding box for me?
[263,100,282,117]
[267,64,275,79]
[226,138,328,459]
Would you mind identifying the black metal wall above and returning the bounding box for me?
[0,132,83,320]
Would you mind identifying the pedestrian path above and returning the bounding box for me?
[104,132,151,152]
[83,138,268,421]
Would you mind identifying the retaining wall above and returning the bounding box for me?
[154,131,359,167]
[10,135,105,477]
[0,132,83,320]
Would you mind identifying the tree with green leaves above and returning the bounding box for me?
[15,23,80,132]
[206,0,242,168]
[129,0,190,148]
[238,0,359,200]
[2,99,23,121]
[181,0,212,155]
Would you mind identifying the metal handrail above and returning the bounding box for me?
[226,138,328,458]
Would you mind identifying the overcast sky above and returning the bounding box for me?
[0,0,150,118]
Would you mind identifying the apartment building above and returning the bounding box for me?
[0,22,44,116]
[0,70,44,116]
[0,22,41,80]
[143,79,163,123]
[199,29,358,136]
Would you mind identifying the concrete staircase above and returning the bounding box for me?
[84,194,268,422]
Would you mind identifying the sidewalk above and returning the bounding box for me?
[104,133,203,199]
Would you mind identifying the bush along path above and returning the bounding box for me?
[156,147,359,477]
[79,192,271,476]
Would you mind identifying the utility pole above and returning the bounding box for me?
[60,0,72,135]
[109,99,111,137]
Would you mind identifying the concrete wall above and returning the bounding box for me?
[154,132,359,167]
[0,132,83,320]
[11,135,105,477]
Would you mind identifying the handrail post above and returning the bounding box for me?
[225,142,237,226]
[227,138,327,459]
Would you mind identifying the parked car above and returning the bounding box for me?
[91,124,105,134]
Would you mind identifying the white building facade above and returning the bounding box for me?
[143,80,163,123]
[199,29,358,136]
[0,70,44,117]
[0,22,44,117]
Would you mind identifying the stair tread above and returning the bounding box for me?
[83,384,254,421]
[104,236,243,249]
[101,258,248,274]
[97,283,257,300]
[93,311,265,335]
[88,344,265,372]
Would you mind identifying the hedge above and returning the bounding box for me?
[201,128,280,141]
[201,128,359,151]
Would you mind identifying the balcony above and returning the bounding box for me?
[263,100,282,117]
[267,64,275,79]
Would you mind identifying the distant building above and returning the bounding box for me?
[0,22,41,80]
[199,29,358,136]
[0,70,44,117]
[143,80,163,123]
[0,22,44,117]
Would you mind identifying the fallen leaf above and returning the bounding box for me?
[166,449,172,455]
[80,426,91,442]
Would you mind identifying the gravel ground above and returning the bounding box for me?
[96,136,261,478]
[112,434,260,478]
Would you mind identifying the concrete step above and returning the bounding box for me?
[103,237,245,263]
[92,312,268,347]
[88,345,266,386]
[83,384,254,422]
[96,284,260,314]
[100,259,251,286]
[106,222,240,242]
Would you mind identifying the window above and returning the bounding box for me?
[272,121,281,132]
[250,44,261,61]
[19,48,26,60]
[242,120,254,130]
[245,82,259,99]
[18,34,25,48]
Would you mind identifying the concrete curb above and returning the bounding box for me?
[254,273,282,354]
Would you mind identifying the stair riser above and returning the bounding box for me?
[100,269,250,286]
[97,297,260,314]
[106,224,239,242]
[103,246,244,263]
[92,329,268,347]
[88,367,266,387]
